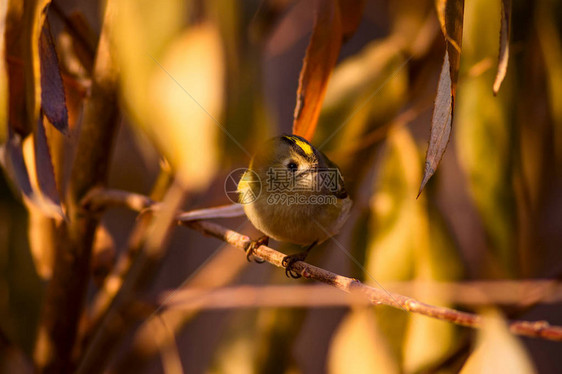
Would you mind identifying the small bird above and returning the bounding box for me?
[238,134,352,277]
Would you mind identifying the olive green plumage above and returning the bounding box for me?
[238,135,352,246]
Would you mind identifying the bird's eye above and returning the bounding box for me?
[287,161,298,171]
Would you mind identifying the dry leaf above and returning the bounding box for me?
[3,132,34,198]
[419,50,452,196]
[39,17,68,134]
[64,12,97,75]
[0,0,8,145]
[27,201,56,279]
[4,0,28,135]
[419,0,464,195]
[23,0,53,134]
[1,1,65,218]
[492,0,511,95]
[339,0,365,42]
[292,0,343,140]
[32,113,61,211]
[1,116,63,220]
[12,114,64,219]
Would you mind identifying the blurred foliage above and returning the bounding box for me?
[0,0,561,373]
[366,126,463,372]
[456,0,515,276]
[460,310,536,374]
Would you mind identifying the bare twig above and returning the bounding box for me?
[82,187,154,213]
[83,187,562,342]
[184,220,562,341]
[79,173,172,346]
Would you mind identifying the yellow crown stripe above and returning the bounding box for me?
[284,136,314,156]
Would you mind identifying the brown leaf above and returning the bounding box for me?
[339,0,365,42]
[5,113,65,219]
[0,0,8,145]
[27,202,56,279]
[435,0,464,95]
[64,11,98,74]
[492,0,512,95]
[419,51,453,196]
[33,112,61,211]
[3,130,34,198]
[292,0,342,141]
[6,56,27,135]
[5,0,27,135]
[5,0,56,137]
[40,17,68,134]
[1,113,65,219]
[419,0,464,195]
[23,0,53,134]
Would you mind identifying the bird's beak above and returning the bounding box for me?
[295,167,316,178]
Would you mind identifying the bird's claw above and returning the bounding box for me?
[282,252,307,279]
[246,236,268,263]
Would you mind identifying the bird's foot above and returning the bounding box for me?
[246,236,268,263]
[282,252,308,279]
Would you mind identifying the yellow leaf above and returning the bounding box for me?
[403,314,458,373]
[367,126,463,370]
[112,0,223,190]
[328,308,399,374]
[460,311,536,374]
[149,24,223,190]
[455,0,515,274]
[26,201,55,279]
[536,1,562,167]
[316,37,407,168]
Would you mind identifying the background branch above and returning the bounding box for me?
[77,181,187,374]
[160,282,562,310]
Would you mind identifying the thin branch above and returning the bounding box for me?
[82,187,154,213]
[85,188,562,342]
[184,220,562,341]
[79,174,171,346]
